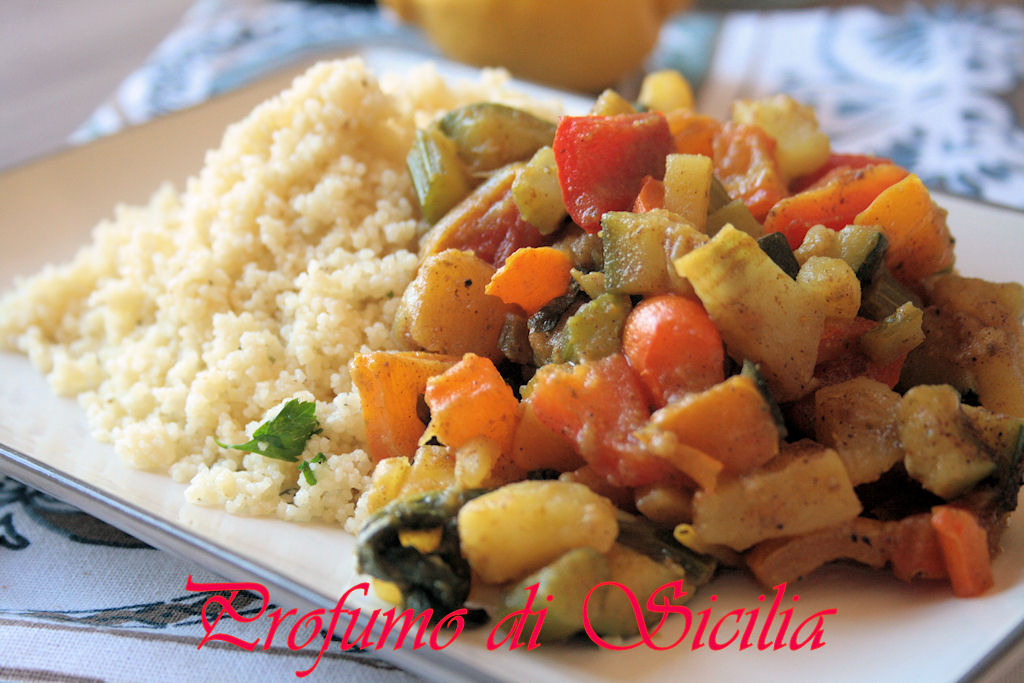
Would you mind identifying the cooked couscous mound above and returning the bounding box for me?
[0,58,559,531]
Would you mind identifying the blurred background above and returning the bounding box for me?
[4,1,1022,209]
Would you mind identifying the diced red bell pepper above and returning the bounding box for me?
[525,353,675,487]
[790,153,892,193]
[553,113,673,233]
[764,163,909,249]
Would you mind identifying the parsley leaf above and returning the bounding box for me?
[215,399,321,462]
[298,461,317,486]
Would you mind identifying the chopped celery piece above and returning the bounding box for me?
[709,176,732,213]
[407,125,471,224]
[601,209,706,296]
[859,302,925,365]
[439,103,556,174]
[511,146,566,235]
[707,199,763,238]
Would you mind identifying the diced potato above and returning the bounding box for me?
[452,436,524,489]
[903,274,1024,418]
[794,225,840,266]
[692,440,862,551]
[675,225,825,401]
[731,94,830,180]
[363,445,456,514]
[362,457,412,516]
[394,249,510,361]
[591,89,637,116]
[815,376,903,485]
[634,483,694,526]
[797,256,861,319]
[638,69,695,113]
[458,480,618,584]
[512,146,566,234]
[899,384,996,499]
[663,153,712,234]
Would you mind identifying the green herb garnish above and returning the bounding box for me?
[215,399,321,462]
[298,461,317,486]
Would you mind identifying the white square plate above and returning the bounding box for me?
[1,45,1022,682]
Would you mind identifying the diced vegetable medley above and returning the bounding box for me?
[353,69,1024,638]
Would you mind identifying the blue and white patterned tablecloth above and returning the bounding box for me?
[2,1,1024,681]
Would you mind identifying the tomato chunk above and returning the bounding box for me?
[526,353,674,487]
[553,113,673,233]
[712,122,789,222]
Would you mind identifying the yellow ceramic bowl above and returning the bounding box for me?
[383,0,693,92]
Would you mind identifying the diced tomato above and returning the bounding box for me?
[814,317,906,389]
[790,153,892,193]
[553,113,673,233]
[711,122,789,222]
[632,175,665,212]
[438,187,547,267]
[665,110,722,158]
[526,353,675,487]
[764,163,909,249]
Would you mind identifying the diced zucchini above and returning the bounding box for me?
[601,209,707,296]
[899,384,997,499]
[511,146,566,235]
[407,125,472,223]
[757,231,800,279]
[637,69,695,113]
[836,225,888,288]
[675,225,825,401]
[709,176,732,214]
[663,153,712,234]
[859,267,921,320]
[497,548,610,642]
[439,103,556,174]
[859,302,925,365]
[558,293,631,363]
[706,199,763,238]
